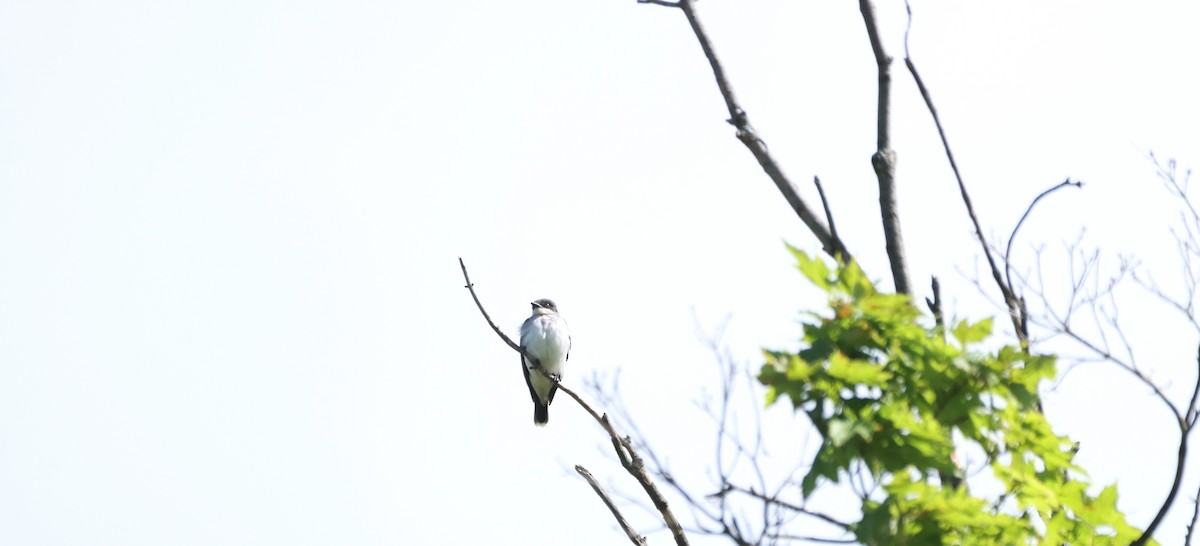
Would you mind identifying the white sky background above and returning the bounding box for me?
[1,0,1198,544]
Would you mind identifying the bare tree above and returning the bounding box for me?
[466,0,1198,543]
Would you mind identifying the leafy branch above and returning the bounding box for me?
[759,249,1150,545]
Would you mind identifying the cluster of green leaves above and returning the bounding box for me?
[758,247,1148,545]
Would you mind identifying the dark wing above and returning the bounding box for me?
[520,350,540,406]
[521,350,550,424]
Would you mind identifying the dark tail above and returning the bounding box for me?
[533,402,549,426]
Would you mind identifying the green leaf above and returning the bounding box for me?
[827,352,892,385]
[789,244,832,290]
[1089,484,1120,522]
[937,391,971,424]
[838,259,873,300]
[952,317,993,346]
[801,452,839,498]
[828,418,856,447]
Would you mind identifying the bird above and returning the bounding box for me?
[519,298,571,426]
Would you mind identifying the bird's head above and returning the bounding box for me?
[530,298,559,315]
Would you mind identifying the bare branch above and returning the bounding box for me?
[563,376,693,544]
[589,333,838,546]
[1131,268,1200,333]
[813,176,844,264]
[1133,342,1200,545]
[641,0,850,262]
[459,258,690,546]
[1005,178,1084,300]
[1045,321,1182,421]
[459,257,524,354]
[859,0,911,295]
[1016,242,1200,542]
[901,1,1023,344]
[725,484,853,532]
[577,465,649,546]
[1150,151,1198,225]
[766,534,856,545]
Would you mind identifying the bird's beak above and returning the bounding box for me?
[530,301,539,308]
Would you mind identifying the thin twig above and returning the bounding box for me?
[460,258,690,546]
[813,176,844,264]
[641,0,849,262]
[902,0,1022,345]
[1004,178,1084,310]
[1053,324,1182,421]
[766,535,856,545]
[577,465,649,546]
[1185,480,1200,545]
[459,257,523,354]
[726,485,853,531]
[1005,179,1083,282]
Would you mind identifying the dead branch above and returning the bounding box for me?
[638,0,850,263]
[577,465,649,546]
[901,0,1025,346]
[858,0,911,295]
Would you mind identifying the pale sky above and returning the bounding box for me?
[2,1,1198,545]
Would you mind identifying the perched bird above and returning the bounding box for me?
[519,298,571,426]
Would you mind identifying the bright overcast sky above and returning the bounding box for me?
[2,1,1198,545]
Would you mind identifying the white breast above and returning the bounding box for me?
[520,314,570,404]
[521,315,569,373]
